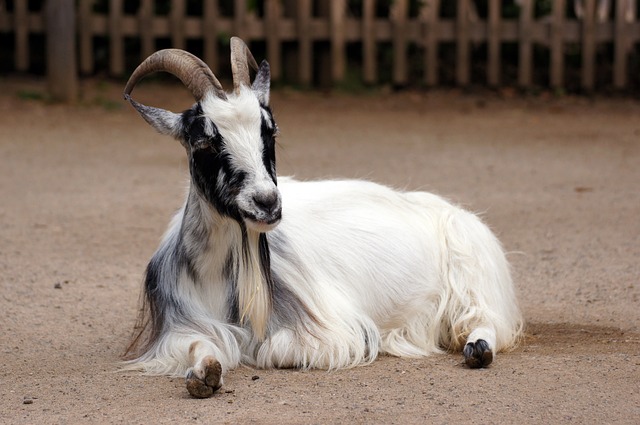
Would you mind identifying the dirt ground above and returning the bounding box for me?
[0,77,639,424]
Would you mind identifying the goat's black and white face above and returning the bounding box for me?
[174,77,280,232]
[124,42,282,233]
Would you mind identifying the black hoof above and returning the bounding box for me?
[185,357,222,398]
[463,339,493,369]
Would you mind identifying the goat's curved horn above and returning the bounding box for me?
[230,37,259,94]
[124,49,227,101]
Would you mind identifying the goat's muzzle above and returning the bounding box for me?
[241,189,282,233]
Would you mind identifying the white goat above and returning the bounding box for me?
[123,37,523,398]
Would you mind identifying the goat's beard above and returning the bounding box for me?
[238,230,272,340]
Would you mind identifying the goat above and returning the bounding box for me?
[122,37,523,398]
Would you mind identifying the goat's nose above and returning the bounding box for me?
[253,192,280,215]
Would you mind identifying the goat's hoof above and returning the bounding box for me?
[463,339,493,369]
[186,356,222,398]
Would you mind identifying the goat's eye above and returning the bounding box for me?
[192,138,219,153]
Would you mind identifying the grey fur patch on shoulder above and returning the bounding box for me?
[267,232,322,332]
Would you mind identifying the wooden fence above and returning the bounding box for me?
[1,0,640,93]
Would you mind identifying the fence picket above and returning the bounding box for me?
[203,0,219,72]
[296,0,312,86]
[46,0,77,101]
[456,0,470,86]
[581,0,596,90]
[265,0,282,81]
[421,0,439,86]
[139,0,154,61]
[234,0,247,41]
[171,0,186,50]
[518,0,533,87]
[391,0,409,86]
[15,0,28,71]
[550,0,566,89]
[362,0,377,84]
[330,0,346,83]
[487,0,501,86]
[613,0,628,89]
[79,0,93,74]
[109,0,124,75]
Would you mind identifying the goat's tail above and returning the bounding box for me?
[435,208,524,353]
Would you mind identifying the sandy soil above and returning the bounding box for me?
[1,78,639,424]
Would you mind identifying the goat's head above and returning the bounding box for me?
[124,38,281,233]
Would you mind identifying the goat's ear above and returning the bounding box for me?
[125,94,183,138]
[252,60,271,106]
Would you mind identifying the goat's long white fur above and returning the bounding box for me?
[127,175,522,376]
[123,45,523,396]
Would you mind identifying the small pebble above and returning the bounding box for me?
[23,397,33,405]
[54,282,62,289]
[251,375,260,381]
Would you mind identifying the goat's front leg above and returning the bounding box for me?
[463,326,496,368]
[185,340,224,398]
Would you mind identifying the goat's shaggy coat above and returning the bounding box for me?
[123,39,523,398]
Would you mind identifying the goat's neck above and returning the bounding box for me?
[182,189,272,339]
